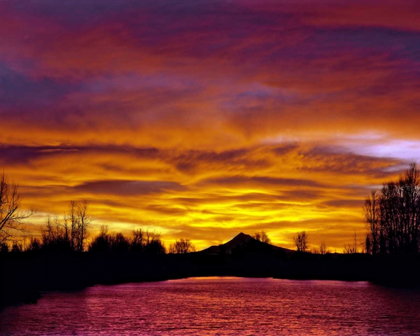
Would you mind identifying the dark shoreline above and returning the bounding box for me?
[2,251,420,309]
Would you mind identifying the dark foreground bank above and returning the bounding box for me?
[2,248,420,308]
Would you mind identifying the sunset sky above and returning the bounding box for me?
[0,0,419,251]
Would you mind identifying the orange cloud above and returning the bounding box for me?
[0,0,418,251]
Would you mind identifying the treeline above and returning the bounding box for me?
[32,201,90,253]
[0,200,91,253]
[5,223,193,255]
[89,226,165,254]
[0,200,196,255]
[365,163,420,255]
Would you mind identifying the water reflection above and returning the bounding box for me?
[1,278,420,335]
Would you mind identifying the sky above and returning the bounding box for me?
[0,0,419,251]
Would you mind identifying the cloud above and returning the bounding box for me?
[0,141,405,252]
[0,0,418,250]
[323,199,364,209]
[199,175,325,189]
[75,180,187,196]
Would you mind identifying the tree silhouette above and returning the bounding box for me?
[169,238,195,254]
[0,173,32,244]
[0,241,8,253]
[111,233,130,253]
[27,237,42,252]
[88,229,129,253]
[364,163,420,255]
[11,241,23,252]
[364,191,380,254]
[319,240,328,255]
[343,232,359,254]
[343,243,357,254]
[293,231,308,252]
[143,231,165,254]
[89,228,165,254]
[252,231,271,244]
[69,200,90,252]
[36,202,90,252]
[41,216,71,252]
[131,229,145,253]
[89,225,111,253]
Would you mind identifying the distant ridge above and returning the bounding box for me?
[200,232,295,255]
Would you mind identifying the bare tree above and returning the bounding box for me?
[76,201,89,252]
[364,163,420,255]
[41,216,71,251]
[131,229,145,253]
[343,232,359,254]
[69,201,77,251]
[320,240,328,255]
[343,243,356,254]
[363,191,380,254]
[131,229,144,244]
[143,231,165,254]
[169,238,195,254]
[0,173,32,244]
[68,200,90,252]
[253,231,271,244]
[293,231,308,252]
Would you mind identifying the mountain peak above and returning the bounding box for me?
[199,232,254,255]
[200,232,295,256]
[229,232,253,244]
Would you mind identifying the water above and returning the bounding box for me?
[1,277,420,335]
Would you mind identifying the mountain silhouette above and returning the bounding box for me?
[200,232,295,255]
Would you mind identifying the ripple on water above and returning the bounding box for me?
[1,278,420,335]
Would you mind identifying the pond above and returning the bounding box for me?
[1,277,420,335]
